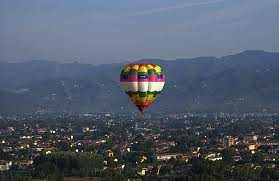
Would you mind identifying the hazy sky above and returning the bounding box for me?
[1,0,279,64]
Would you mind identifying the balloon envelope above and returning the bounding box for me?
[120,63,165,112]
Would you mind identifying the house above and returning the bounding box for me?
[106,149,114,157]
[205,153,222,161]
[0,160,12,171]
[157,153,180,161]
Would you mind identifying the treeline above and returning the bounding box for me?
[33,152,104,178]
[146,158,278,181]
[1,152,278,180]
[185,158,279,181]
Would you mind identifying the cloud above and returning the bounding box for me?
[130,0,225,17]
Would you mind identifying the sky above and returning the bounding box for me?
[0,0,279,64]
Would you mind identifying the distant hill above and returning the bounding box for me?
[1,50,279,114]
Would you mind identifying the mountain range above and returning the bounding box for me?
[1,50,279,114]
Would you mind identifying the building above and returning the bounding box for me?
[0,160,12,171]
[224,136,235,147]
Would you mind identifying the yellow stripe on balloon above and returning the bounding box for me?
[138,65,148,73]
[131,64,139,70]
[154,65,161,73]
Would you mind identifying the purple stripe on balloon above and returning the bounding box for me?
[120,80,165,82]
[120,74,165,82]
[120,79,149,82]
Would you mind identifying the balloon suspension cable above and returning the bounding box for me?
[137,106,144,113]
[139,111,144,120]
[137,106,144,119]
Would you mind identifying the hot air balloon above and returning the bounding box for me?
[120,63,165,113]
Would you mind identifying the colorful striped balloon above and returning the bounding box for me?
[120,63,165,112]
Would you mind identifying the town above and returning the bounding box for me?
[0,112,278,180]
